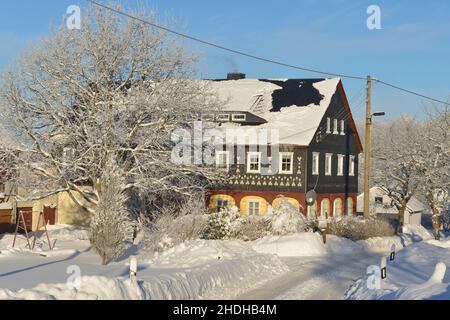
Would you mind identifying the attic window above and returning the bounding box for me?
[217,114,230,121]
[326,117,331,133]
[232,114,247,122]
[340,120,345,135]
[375,197,383,205]
[333,119,339,134]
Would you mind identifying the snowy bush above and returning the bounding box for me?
[269,200,308,235]
[202,207,242,240]
[90,159,134,265]
[327,216,395,241]
[234,215,271,241]
[145,212,209,253]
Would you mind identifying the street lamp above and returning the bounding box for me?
[363,108,385,219]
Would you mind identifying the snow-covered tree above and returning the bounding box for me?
[90,157,134,265]
[0,4,220,216]
[373,115,425,233]
[419,105,450,239]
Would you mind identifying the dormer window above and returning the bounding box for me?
[340,120,345,135]
[232,114,247,122]
[217,114,230,121]
[326,117,331,133]
[333,119,338,134]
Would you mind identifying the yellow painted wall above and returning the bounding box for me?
[240,196,267,216]
[57,190,92,227]
[272,197,300,210]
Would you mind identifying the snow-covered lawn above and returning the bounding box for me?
[0,225,288,300]
[0,224,443,300]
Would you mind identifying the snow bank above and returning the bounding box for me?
[346,237,450,300]
[1,239,289,300]
[0,276,147,300]
[252,233,327,257]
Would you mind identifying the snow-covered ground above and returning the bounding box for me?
[0,224,444,300]
[0,225,288,300]
[346,236,450,300]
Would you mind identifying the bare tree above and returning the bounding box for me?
[0,4,220,216]
[373,115,425,233]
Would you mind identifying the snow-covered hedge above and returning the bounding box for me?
[327,216,395,241]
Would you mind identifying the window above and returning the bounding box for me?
[325,153,332,176]
[333,119,338,134]
[232,113,247,122]
[340,120,345,135]
[326,117,331,133]
[337,154,344,176]
[312,152,320,175]
[307,201,317,220]
[321,199,330,218]
[333,198,343,217]
[346,197,354,215]
[216,151,229,169]
[247,152,261,173]
[216,198,229,212]
[279,152,294,174]
[248,200,261,215]
[375,197,383,205]
[217,114,230,121]
[349,155,355,176]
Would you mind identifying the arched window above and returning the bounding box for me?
[346,197,354,215]
[307,201,318,220]
[320,199,330,218]
[209,195,235,212]
[333,198,343,217]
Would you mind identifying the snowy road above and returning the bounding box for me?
[236,253,381,300]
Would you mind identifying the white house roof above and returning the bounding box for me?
[356,186,426,214]
[207,78,341,146]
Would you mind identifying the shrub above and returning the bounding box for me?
[234,214,271,241]
[327,216,395,241]
[269,200,309,235]
[90,159,134,265]
[202,207,242,240]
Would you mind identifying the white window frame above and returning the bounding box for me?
[333,119,339,134]
[340,120,345,135]
[232,113,247,122]
[247,152,261,173]
[216,151,230,170]
[312,152,320,176]
[337,154,344,176]
[216,198,229,212]
[217,113,230,121]
[325,153,333,176]
[248,200,261,215]
[279,152,294,174]
[349,155,355,176]
[326,117,331,133]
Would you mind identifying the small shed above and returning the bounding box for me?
[357,186,425,226]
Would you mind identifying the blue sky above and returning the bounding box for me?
[1,0,449,120]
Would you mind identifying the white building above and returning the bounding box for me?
[357,186,425,225]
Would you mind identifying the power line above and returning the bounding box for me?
[86,0,450,107]
[86,0,366,81]
[373,78,450,106]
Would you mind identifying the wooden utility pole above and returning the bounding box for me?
[363,75,372,219]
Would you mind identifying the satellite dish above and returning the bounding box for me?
[306,190,317,206]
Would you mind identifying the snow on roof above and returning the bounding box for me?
[356,186,426,214]
[208,78,341,146]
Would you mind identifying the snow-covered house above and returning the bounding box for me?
[207,74,363,218]
[356,186,425,225]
